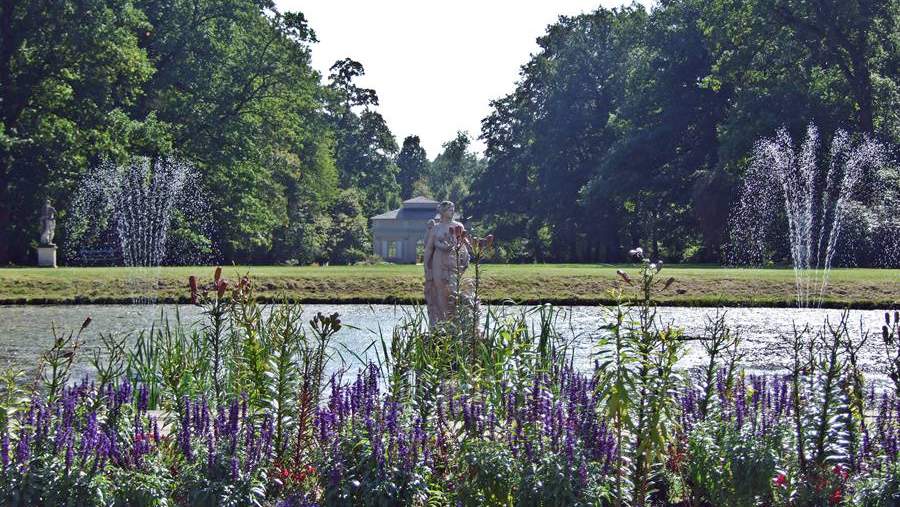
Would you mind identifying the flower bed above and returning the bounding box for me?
[1,264,899,505]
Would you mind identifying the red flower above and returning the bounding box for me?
[773,473,787,488]
[833,464,849,481]
[831,488,842,504]
[214,266,222,283]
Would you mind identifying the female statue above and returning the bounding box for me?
[40,199,56,246]
[423,201,470,327]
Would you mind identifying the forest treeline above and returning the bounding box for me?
[1,0,898,266]
[468,0,900,265]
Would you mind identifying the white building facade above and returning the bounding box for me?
[370,196,441,264]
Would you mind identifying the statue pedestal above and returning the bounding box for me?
[37,245,57,268]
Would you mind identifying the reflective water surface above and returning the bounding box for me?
[0,304,892,383]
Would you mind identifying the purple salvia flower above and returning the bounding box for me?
[137,384,149,413]
[505,389,516,423]
[65,433,74,471]
[245,422,256,455]
[179,397,194,461]
[193,397,202,434]
[261,414,274,460]
[577,459,588,493]
[1,430,8,469]
[524,440,534,463]
[215,404,226,439]
[228,398,239,437]
[201,397,210,435]
[80,411,98,463]
[152,417,160,444]
[716,368,726,403]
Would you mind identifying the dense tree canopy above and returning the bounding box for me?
[1,0,897,266]
[467,0,900,265]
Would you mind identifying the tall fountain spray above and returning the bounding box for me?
[103,157,190,267]
[66,156,210,302]
[730,124,885,307]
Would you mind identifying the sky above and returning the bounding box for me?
[277,0,651,157]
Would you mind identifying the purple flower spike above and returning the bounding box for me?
[137,384,149,413]
[1,431,9,469]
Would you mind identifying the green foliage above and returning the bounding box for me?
[594,250,684,505]
[0,0,344,266]
[326,58,401,217]
[396,136,429,199]
[685,419,778,506]
[5,0,897,265]
[456,440,516,505]
[428,131,484,203]
[469,0,900,264]
[854,462,900,506]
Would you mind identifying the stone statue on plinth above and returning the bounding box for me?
[423,201,470,327]
[40,199,57,246]
[37,199,58,267]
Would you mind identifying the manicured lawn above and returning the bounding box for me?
[0,264,897,307]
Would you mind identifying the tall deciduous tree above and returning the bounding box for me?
[130,1,336,261]
[396,135,429,198]
[471,0,899,264]
[430,131,483,204]
[326,58,400,216]
[0,0,155,264]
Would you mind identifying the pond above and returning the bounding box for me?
[0,304,893,385]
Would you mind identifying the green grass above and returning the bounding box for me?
[0,264,897,307]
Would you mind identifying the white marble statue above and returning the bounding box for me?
[40,199,57,246]
[423,200,470,327]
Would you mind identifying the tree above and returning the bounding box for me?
[470,7,645,261]
[0,0,343,265]
[471,0,899,264]
[773,0,898,134]
[396,135,429,198]
[326,58,400,216]
[324,188,370,265]
[129,0,335,262]
[0,0,155,264]
[584,0,727,261]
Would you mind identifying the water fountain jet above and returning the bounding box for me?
[729,124,885,307]
[65,156,211,302]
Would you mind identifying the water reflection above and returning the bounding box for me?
[0,304,891,382]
